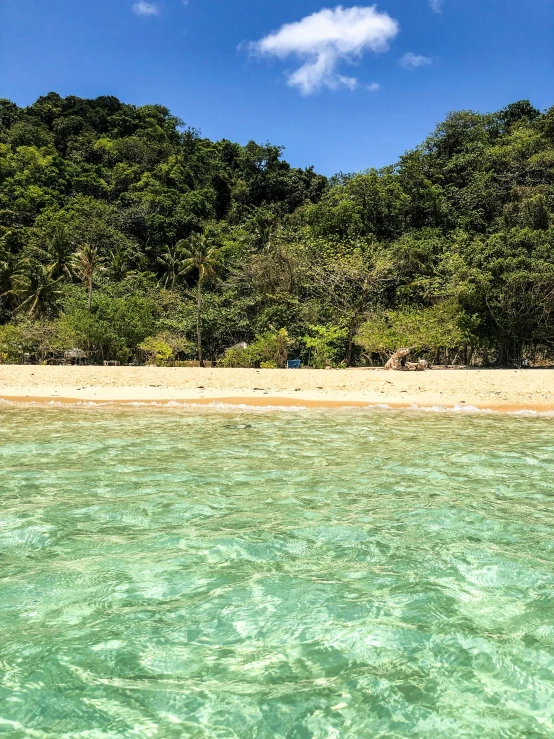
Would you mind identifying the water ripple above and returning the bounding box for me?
[1,406,554,737]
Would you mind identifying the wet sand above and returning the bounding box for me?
[0,365,553,412]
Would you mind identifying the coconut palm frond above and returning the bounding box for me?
[10,260,63,316]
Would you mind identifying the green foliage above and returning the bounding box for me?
[221,328,294,368]
[138,331,195,364]
[249,328,294,369]
[303,324,347,368]
[220,345,253,368]
[138,335,173,365]
[356,303,465,357]
[1,93,554,366]
[64,291,156,362]
[0,317,76,362]
[10,260,63,317]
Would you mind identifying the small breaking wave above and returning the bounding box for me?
[1,396,554,416]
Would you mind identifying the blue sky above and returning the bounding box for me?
[0,0,552,175]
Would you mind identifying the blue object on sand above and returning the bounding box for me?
[287,360,301,369]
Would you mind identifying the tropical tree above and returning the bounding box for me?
[355,302,466,365]
[308,246,394,365]
[44,225,74,279]
[107,243,129,281]
[1,94,554,368]
[303,324,347,368]
[157,243,187,289]
[72,244,102,310]
[179,229,221,366]
[9,260,63,316]
[0,236,15,314]
[250,327,294,368]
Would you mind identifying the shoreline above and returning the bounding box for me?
[1,366,553,414]
[1,395,554,415]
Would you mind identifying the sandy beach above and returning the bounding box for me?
[0,365,553,412]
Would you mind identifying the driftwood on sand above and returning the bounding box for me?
[406,359,429,371]
[384,349,429,371]
[384,348,412,370]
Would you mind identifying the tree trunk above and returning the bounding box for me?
[197,281,204,367]
[345,314,359,367]
[516,340,523,367]
[88,279,93,312]
[345,328,354,367]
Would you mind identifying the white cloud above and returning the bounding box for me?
[132,2,160,16]
[399,52,432,69]
[429,0,443,12]
[249,5,399,95]
[367,82,381,91]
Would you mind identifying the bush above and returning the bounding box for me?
[355,302,466,358]
[220,346,252,368]
[64,292,156,362]
[220,329,295,368]
[0,318,77,363]
[138,332,195,365]
[250,328,294,369]
[302,324,347,368]
[138,336,173,365]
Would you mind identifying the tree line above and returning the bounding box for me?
[1,92,553,367]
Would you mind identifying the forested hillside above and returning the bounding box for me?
[1,92,553,367]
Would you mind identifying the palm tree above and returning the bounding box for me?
[253,211,277,248]
[157,243,187,289]
[45,225,74,280]
[179,229,221,367]
[10,259,63,316]
[107,243,129,282]
[0,235,14,309]
[72,244,102,311]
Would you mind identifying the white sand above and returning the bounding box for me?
[0,365,553,412]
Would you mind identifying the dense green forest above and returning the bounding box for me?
[1,92,553,367]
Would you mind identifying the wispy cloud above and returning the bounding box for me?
[249,5,399,95]
[367,82,381,92]
[429,0,443,12]
[399,52,432,69]
[132,2,160,16]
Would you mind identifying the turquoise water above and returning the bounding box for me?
[1,406,554,738]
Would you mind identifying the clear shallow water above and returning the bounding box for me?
[1,407,554,738]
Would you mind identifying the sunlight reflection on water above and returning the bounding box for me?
[1,406,554,737]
